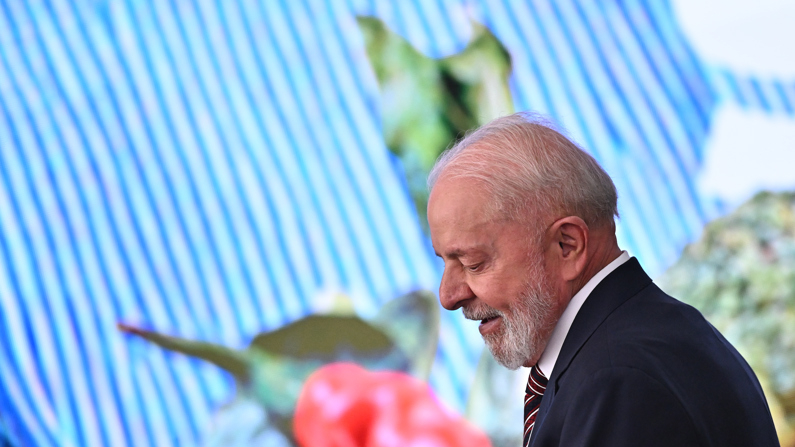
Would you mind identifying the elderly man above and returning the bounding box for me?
[426,112,779,446]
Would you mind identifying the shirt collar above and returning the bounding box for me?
[536,251,630,377]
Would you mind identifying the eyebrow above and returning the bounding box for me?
[435,247,481,259]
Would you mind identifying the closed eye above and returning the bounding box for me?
[465,263,483,273]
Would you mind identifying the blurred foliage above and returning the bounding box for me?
[659,191,795,446]
[372,289,440,379]
[119,290,439,446]
[358,16,513,233]
[466,350,523,447]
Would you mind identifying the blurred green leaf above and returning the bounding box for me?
[372,290,440,380]
[358,16,513,233]
[117,323,249,382]
[121,290,440,445]
[250,315,400,366]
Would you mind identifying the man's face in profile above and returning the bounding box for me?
[428,174,559,369]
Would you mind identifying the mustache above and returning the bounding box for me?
[462,303,503,321]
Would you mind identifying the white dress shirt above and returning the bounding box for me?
[536,251,630,377]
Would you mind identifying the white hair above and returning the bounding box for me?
[427,111,618,227]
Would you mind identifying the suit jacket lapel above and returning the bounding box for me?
[536,258,652,424]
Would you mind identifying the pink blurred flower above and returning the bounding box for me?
[294,363,492,447]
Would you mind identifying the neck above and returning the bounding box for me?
[572,229,622,296]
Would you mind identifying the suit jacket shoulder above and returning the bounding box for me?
[530,258,780,447]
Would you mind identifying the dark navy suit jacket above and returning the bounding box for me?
[530,258,780,446]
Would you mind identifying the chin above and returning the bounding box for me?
[484,338,533,370]
[480,267,557,370]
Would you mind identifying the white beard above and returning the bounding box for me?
[463,270,557,370]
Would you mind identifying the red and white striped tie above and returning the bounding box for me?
[524,364,548,447]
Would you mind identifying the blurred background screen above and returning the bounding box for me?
[1,0,794,445]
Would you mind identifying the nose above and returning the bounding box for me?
[439,265,475,310]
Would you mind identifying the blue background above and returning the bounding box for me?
[1,0,793,445]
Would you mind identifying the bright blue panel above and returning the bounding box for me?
[1,0,794,445]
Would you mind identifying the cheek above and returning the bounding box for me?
[466,275,495,301]
[469,273,524,307]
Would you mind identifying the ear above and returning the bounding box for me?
[549,216,589,282]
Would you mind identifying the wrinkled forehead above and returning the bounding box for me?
[428,175,547,261]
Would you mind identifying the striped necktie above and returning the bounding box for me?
[524,364,548,447]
